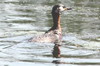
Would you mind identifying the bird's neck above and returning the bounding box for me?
[45,13,62,33]
[51,13,61,32]
[52,13,60,28]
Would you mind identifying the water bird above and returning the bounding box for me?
[29,4,71,43]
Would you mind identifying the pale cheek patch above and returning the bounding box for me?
[59,7,65,11]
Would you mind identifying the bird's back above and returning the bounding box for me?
[29,30,62,43]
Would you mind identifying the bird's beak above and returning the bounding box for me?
[64,8,72,10]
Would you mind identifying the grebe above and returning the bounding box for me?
[30,4,71,43]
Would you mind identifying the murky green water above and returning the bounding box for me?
[0,0,100,66]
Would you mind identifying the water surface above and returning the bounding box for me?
[0,0,100,66]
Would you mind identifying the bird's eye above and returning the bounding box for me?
[63,6,66,8]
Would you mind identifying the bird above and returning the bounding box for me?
[29,4,71,43]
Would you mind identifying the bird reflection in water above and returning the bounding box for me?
[52,41,61,64]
